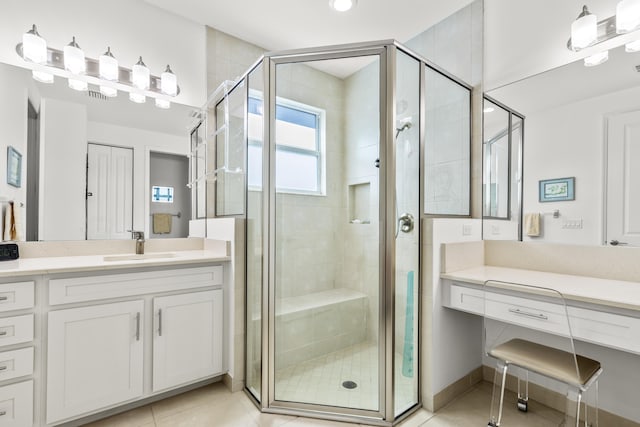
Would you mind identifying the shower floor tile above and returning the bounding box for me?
[274,341,416,413]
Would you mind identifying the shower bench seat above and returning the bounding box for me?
[274,288,369,369]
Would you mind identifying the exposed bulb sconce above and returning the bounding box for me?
[329,0,357,12]
[16,24,180,108]
[568,4,640,67]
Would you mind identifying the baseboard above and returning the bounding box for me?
[483,365,640,427]
[433,366,483,412]
[223,372,245,393]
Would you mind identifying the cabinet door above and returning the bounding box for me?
[47,300,144,424]
[153,290,222,392]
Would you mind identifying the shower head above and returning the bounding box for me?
[395,122,412,138]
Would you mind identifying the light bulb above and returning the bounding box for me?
[626,38,640,52]
[616,0,640,33]
[64,36,85,75]
[32,70,53,83]
[161,65,177,96]
[155,98,170,109]
[329,0,357,12]
[68,78,88,91]
[129,92,146,104]
[571,6,597,50]
[584,50,609,66]
[100,86,117,97]
[22,24,47,64]
[132,56,150,90]
[99,47,118,81]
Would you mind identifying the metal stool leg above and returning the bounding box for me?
[488,361,508,427]
[517,368,529,412]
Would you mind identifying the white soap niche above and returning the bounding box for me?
[348,182,371,224]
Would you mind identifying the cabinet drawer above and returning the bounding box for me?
[0,316,33,348]
[569,306,640,355]
[49,266,223,305]
[0,282,34,313]
[0,380,33,427]
[0,348,33,382]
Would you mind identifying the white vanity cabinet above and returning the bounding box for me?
[46,301,145,424]
[45,265,224,425]
[152,290,223,392]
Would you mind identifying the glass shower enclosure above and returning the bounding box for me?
[208,40,471,426]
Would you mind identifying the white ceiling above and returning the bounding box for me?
[144,0,474,55]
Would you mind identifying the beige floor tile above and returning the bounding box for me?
[155,397,259,427]
[151,382,234,421]
[396,408,435,427]
[83,406,155,427]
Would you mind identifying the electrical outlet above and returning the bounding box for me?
[462,224,472,236]
[562,219,583,229]
[491,225,500,235]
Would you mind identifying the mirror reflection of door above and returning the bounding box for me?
[86,143,133,240]
[149,152,190,238]
[606,110,640,247]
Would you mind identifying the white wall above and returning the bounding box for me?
[0,0,206,107]
[39,98,87,240]
[423,218,483,409]
[522,85,640,245]
[87,121,187,237]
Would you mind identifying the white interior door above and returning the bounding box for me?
[87,143,133,240]
[606,110,640,247]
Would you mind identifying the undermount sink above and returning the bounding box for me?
[103,253,177,262]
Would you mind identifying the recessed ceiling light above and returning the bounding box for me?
[329,0,357,12]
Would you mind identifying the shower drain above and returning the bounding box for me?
[342,380,358,389]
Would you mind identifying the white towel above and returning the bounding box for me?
[524,213,540,237]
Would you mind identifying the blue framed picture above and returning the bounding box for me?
[539,177,575,202]
[6,146,22,188]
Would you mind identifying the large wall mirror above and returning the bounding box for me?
[485,43,640,246]
[0,60,197,241]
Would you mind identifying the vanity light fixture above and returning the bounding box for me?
[161,65,177,97]
[626,38,640,51]
[568,4,640,66]
[584,50,609,66]
[129,92,146,104]
[16,25,180,108]
[22,25,54,84]
[132,56,150,90]
[616,0,640,33]
[329,0,357,12]
[571,6,597,49]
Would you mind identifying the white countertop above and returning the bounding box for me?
[0,250,229,278]
[442,266,640,313]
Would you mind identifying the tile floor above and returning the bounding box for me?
[84,380,564,427]
[274,342,416,413]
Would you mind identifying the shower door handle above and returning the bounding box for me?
[398,213,414,233]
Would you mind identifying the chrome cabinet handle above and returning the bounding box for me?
[158,309,162,337]
[135,312,140,341]
[0,411,5,416]
[0,296,8,301]
[0,366,7,371]
[508,308,548,320]
[398,213,415,233]
[0,331,7,337]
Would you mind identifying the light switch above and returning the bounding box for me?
[462,224,472,236]
[562,219,583,229]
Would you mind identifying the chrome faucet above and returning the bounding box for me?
[128,230,145,254]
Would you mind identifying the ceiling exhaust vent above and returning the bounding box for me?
[87,90,109,101]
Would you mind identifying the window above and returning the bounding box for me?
[247,96,324,194]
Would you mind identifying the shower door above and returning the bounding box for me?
[269,49,386,417]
